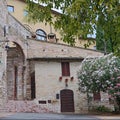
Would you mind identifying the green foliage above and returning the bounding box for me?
[93,105,111,113]
[96,0,120,54]
[26,0,120,55]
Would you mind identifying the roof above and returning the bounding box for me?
[18,0,62,15]
[27,39,104,59]
[27,57,84,62]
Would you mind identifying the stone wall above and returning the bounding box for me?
[34,61,88,113]
[0,39,7,108]
[90,92,114,111]
[0,0,8,109]
[27,39,103,59]
[0,0,8,28]
[8,14,31,39]
[0,48,7,108]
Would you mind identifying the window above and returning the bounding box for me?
[7,5,14,12]
[61,62,70,76]
[36,29,47,41]
[23,10,28,16]
[93,92,101,101]
[38,100,46,104]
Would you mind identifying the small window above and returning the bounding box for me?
[93,92,101,101]
[61,62,70,76]
[7,5,14,13]
[36,29,47,41]
[38,100,46,104]
[48,100,51,103]
[23,10,28,16]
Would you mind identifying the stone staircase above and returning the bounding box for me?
[0,100,51,113]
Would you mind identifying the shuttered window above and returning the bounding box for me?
[93,92,101,101]
[61,62,70,76]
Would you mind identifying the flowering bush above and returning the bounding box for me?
[108,83,120,111]
[77,54,120,112]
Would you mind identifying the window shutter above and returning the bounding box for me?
[61,62,70,76]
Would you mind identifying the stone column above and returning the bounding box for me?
[22,60,31,100]
[0,0,9,108]
[0,40,7,108]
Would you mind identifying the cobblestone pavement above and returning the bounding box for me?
[0,113,120,120]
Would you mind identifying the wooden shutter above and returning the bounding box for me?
[61,62,70,76]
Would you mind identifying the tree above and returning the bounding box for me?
[26,0,120,55]
[96,0,120,54]
[77,54,120,112]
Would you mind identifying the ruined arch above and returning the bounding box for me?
[7,36,28,58]
[6,42,26,100]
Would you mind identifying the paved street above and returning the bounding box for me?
[0,113,120,120]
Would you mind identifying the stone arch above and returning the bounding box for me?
[6,41,26,100]
[12,42,25,60]
[8,36,28,58]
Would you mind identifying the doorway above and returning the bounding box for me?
[60,89,75,112]
[31,72,36,99]
[14,66,18,99]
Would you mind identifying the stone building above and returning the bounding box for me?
[0,0,112,113]
[7,0,96,49]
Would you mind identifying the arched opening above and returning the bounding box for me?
[60,89,75,112]
[7,42,25,100]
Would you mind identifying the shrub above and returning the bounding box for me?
[94,105,111,112]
